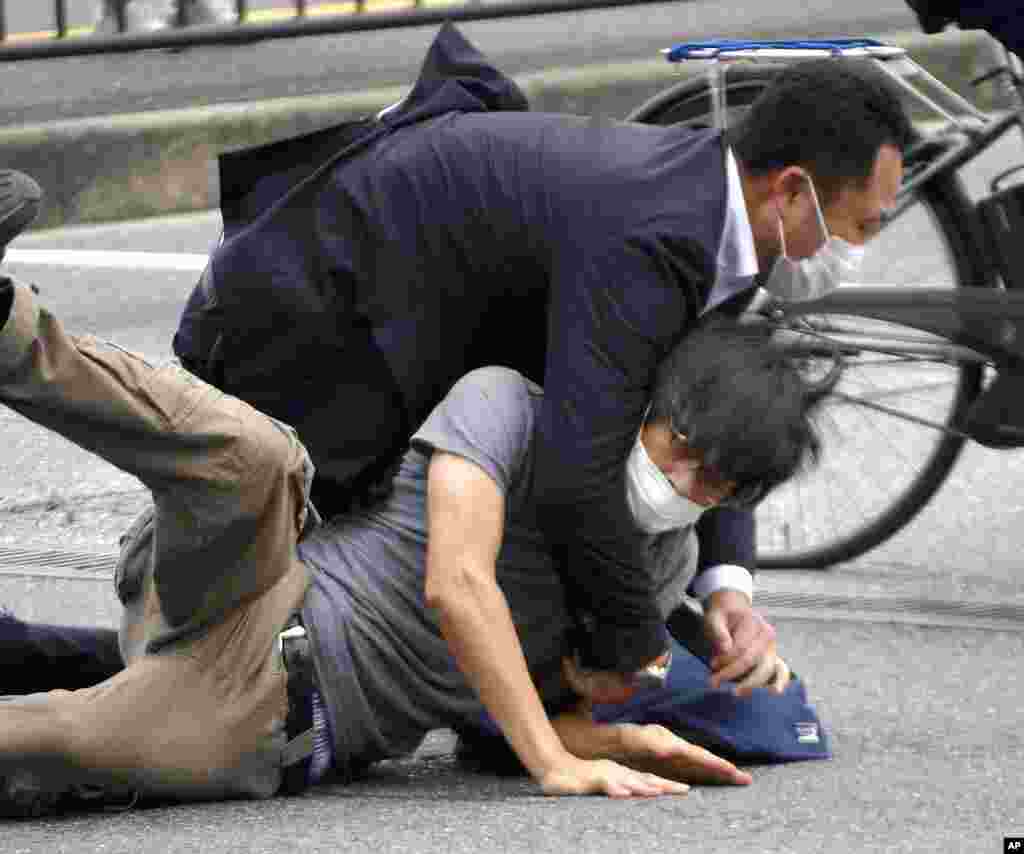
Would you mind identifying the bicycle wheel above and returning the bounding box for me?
[627,67,993,568]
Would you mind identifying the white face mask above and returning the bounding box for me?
[624,432,707,534]
[762,174,867,302]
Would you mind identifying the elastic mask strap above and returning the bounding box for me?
[637,403,652,439]
[803,174,832,245]
[776,216,788,259]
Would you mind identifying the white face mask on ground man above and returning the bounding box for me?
[624,432,707,534]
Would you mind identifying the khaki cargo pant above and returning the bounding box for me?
[0,281,314,803]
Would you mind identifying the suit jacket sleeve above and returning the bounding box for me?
[533,233,711,672]
[693,507,756,576]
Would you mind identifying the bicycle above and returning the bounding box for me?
[625,37,1024,569]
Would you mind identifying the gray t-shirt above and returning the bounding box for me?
[297,367,697,765]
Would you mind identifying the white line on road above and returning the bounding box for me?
[5,249,210,272]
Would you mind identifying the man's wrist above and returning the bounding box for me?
[691,564,754,603]
[610,723,645,762]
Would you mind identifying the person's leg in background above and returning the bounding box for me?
[906,0,1024,59]
[94,0,235,34]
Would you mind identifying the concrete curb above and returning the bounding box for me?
[1,27,1008,228]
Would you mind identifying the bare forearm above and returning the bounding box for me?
[433,572,568,780]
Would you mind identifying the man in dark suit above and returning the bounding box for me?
[174,24,912,689]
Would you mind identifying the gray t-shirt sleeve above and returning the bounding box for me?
[410,366,538,494]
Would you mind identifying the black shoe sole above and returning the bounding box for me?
[0,171,43,257]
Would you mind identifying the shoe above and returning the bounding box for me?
[0,170,42,262]
[0,770,138,820]
[0,770,63,819]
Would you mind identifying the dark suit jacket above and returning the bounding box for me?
[174,23,756,671]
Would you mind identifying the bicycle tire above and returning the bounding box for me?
[626,66,994,568]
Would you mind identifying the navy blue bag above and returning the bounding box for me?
[460,638,830,769]
[592,639,831,763]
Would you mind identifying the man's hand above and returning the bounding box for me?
[538,755,690,798]
[616,723,753,786]
[703,590,791,697]
[550,710,752,788]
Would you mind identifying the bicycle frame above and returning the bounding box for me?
[779,286,1024,361]
[892,72,1024,221]
[756,284,1024,443]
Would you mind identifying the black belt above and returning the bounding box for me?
[279,612,317,796]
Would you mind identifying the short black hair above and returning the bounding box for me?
[726,57,915,203]
[648,318,831,503]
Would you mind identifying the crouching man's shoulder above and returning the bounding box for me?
[410,367,542,494]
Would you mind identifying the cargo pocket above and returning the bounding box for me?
[114,507,155,606]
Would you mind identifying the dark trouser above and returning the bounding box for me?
[0,616,122,695]
[908,0,1024,57]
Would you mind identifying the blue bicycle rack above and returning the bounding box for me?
[664,38,888,63]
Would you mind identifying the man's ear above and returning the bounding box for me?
[772,166,810,208]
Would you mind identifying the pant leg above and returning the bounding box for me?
[0,279,314,802]
[0,279,313,648]
[0,613,122,694]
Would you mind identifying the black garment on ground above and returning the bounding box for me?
[0,613,122,694]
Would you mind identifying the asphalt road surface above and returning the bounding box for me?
[0,0,924,125]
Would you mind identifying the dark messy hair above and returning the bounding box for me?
[648,318,832,504]
[726,57,915,204]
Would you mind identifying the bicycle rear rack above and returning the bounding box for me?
[661,37,994,134]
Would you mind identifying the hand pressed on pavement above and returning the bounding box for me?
[551,708,752,788]
[616,723,753,786]
[538,755,690,798]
